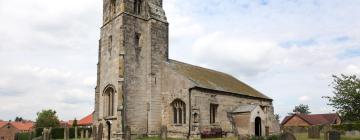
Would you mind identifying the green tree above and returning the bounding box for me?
[35,109,60,128]
[15,117,23,122]
[324,74,360,122]
[275,114,280,122]
[289,104,311,115]
[72,118,77,127]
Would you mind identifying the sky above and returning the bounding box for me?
[0,0,359,121]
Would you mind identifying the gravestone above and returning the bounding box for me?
[85,129,89,138]
[75,127,78,139]
[238,135,250,140]
[124,126,131,140]
[97,124,103,140]
[280,132,296,140]
[308,126,320,138]
[160,126,167,140]
[92,125,97,140]
[328,131,341,140]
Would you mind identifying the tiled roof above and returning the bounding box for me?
[78,113,93,126]
[281,113,339,125]
[169,60,271,100]
[0,121,6,128]
[11,122,34,131]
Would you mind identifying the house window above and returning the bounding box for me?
[104,87,115,117]
[172,99,186,125]
[134,0,142,15]
[210,104,218,124]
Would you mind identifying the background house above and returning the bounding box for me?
[0,121,34,140]
[281,113,341,127]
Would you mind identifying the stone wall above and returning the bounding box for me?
[190,88,278,136]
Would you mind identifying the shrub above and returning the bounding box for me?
[51,128,64,139]
[35,128,44,137]
[332,123,360,131]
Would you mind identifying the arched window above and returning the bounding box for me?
[134,0,142,15]
[172,99,186,125]
[104,87,115,117]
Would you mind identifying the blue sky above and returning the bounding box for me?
[0,0,359,121]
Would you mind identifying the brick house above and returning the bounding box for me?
[281,113,341,127]
[78,113,93,127]
[0,121,34,140]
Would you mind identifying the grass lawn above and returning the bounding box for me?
[136,137,237,140]
[294,133,360,140]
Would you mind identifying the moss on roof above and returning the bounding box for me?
[169,60,271,100]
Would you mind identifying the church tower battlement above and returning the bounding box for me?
[95,0,169,139]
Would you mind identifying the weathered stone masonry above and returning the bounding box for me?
[94,0,280,139]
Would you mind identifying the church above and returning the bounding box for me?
[93,0,280,139]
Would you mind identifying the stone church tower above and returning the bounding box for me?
[94,0,168,138]
[94,0,280,139]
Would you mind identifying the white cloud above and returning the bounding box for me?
[298,96,311,102]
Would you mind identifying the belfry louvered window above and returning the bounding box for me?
[172,99,186,124]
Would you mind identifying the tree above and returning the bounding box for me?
[15,117,23,122]
[275,114,281,122]
[324,74,360,122]
[72,118,78,127]
[35,109,60,128]
[289,104,311,115]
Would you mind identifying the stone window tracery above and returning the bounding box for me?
[172,99,186,125]
[104,87,115,117]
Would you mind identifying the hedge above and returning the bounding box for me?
[35,128,44,137]
[51,128,65,139]
[332,123,360,131]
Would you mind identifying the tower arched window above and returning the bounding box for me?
[134,0,142,15]
[104,87,115,117]
[171,99,186,125]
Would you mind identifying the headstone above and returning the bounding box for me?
[93,125,97,140]
[28,131,33,140]
[124,126,131,140]
[308,126,320,138]
[280,132,296,140]
[75,127,78,139]
[85,129,89,138]
[81,130,84,138]
[97,123,103,140]
[64,127,69,140]
[328,131,341,140]
[160,126,167,140]
[238,135,250,140]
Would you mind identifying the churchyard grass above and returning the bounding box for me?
[294,133,360,140]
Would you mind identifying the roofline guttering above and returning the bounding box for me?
[191,86,273,102]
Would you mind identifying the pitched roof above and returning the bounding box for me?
[169,60,271,100]
[10,122,34,131]
[281,113,339,126]
[0,121,6,128]
[78,113,93,126]
[232,104,257,113]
